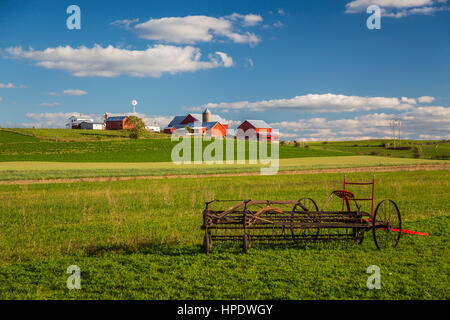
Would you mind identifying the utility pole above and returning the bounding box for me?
[391,120,396,148]
[397,120,402,147]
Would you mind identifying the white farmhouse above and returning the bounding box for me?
[66,116,94,129]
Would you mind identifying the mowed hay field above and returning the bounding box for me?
[0,156,448,181]
[0,171,448,299]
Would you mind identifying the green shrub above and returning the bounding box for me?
[126,116,146,139]
[412,145,422,158]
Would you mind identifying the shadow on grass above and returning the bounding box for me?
[84,240,202,257]
[83,237,367,258]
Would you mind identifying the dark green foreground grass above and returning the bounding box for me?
[0,171,448,299]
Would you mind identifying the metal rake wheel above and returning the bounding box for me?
[291,197,319,241]
[373,199,402,249]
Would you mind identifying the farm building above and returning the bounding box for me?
[164,109,228,137]
[145,125,160,132]
[237,120,273,141]
[66,116,94,129]
[80,122,104,130]
[105,116,135,130]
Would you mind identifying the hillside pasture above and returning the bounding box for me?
[0,136,350,162]
[310,139,450,160]
[0,170,448,299]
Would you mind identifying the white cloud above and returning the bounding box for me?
[134,15,261,46]
[0,82,25,88]
[214,52,234,67]
[346,0,433,12]
[277,8,286,15]
[110,18,140,28]
[23,112,99,128]
[270,106,450,141]
[227,13,263,26]
[345,0,448,18]
[49,89,88,96]
[5,45,233,78]
[418,96,435,103]
[187,93,417,113]
[15,106,450,141]
[273,21,284,28]
[39,102,60,107]
[63,89,88,96]
[401,96,416,104]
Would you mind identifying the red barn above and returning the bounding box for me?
[237,120,272,141]
[204,122,227,137]
[163,114,200,133]
[105,116,135,130]
[163,113,228,137]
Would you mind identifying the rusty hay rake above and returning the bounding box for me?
[201,175,428,253]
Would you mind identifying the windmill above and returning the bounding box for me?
[132,99,138,114]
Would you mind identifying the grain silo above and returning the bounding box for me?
[202,108,212,123]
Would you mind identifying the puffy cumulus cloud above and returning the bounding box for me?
[5,45,233,78]
[226,13,263,26]
[0,82,26,88]
[346,0,433,12]
[134,14,261,46]
[270,106,450,141]
[187,93,417,113]
[418,96,435,103]
[401,96,416,104]
[345,0,448,18]
[63,89,88,96]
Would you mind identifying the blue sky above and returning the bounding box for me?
[0,0,449,140]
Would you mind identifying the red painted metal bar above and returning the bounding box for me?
[342,175,346,212]
[371,175,375,217]
[393,229,429,236]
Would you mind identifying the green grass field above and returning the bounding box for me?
[0,171,448,299]
[0,129,350,162]
[310,139,450,160]
[0,128,166,141]
[0,156,447,181]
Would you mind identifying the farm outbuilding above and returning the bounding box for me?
[80,122,104,130]
[238,120,272,141]
[146,125,160,132]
